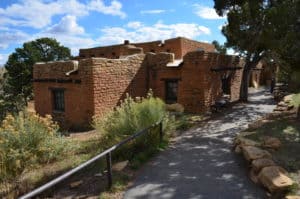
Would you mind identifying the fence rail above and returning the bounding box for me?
[19,120,163,199]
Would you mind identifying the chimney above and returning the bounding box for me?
[124,40,130,45]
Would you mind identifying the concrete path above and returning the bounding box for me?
[124,88,275,199]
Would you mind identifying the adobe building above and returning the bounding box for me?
[33,37,245,129]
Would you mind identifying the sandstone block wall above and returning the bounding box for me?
[147,52,182,99]
[79,37,216,60]
[33,60,94,129]
[90,54,148,116]
[180,37,216,57]
[147,51,243,113]
[34,47,244,129]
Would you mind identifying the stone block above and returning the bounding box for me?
[235,137,261,147]
[242,146,272,161]
[263,136,282,150]
[258,166,294,193]
[112,160,129,172]
[252,158,276,173]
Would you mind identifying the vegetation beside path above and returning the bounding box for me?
[0,92,202,198]
[239,93,300,196]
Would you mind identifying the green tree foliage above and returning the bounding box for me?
[212,40,227,54]
[1,38,71,118]
[214,0,299,101]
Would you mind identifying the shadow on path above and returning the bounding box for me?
[124,88,275,199]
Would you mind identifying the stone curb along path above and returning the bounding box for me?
[234,94,299,199]
[124,88,276,199]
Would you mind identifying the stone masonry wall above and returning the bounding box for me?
[34,48,243,129]
[147,51,243,113]
[147,52,182,99]
[79,37,216,60]
[33,60,94,129]
[91,54,148,117]
[180,37,216,57]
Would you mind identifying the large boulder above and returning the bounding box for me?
[252,158,276,173]
[258,166,294,193]
[263,136,282,150]
[242,146,272,161]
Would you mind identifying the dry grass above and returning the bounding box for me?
[0,132,103,198]
[243,111,300,195]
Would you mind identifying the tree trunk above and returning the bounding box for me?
[239,62,252,102]
[239,53,262,102]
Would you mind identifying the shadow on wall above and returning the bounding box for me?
[117,56,150,105]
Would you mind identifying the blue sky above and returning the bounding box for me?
[0,0,228,65]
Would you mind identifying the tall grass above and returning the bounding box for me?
[93,91,174,159]
[0,112,70,182]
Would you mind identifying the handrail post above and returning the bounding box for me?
[106,152,112,189]
[159,121,163,143]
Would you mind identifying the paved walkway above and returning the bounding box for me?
[124,88,275,199]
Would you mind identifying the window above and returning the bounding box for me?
[52,89,65,112]
[165,80,178,103]
[166,49,171,53]
[150,49,155,53]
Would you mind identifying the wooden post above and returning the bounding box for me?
[159,122,163,142]
[106,152,112,189]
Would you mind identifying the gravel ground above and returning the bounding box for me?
[124,88,276,199]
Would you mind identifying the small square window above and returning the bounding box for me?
[165,80,178,104]
[52,89,65,112]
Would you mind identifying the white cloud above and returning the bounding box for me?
[45,15,85,35]
[97,22,211,45]
[0,29,29,49]
[88,0,126,18]
[127,21,143,29]
[0,0,126,29]
[140,10,166,14]
[194,4,225,20]
[0,54,9,65]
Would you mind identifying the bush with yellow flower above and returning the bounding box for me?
[0,111,68,182]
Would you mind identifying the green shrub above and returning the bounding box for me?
[93,91,174,159]
[291,93,300,108]
[0,112,70,181]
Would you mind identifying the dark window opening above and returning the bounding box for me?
[166,49,171,53]
[52,89,65,112]
[165,80,178,103]
[112,52,116,57]
[221,73,232,95]
[150,49,155,53]
[100,53,105,57]
[91,54,95,57]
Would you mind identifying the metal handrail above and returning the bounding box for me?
[19,120,163,199]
